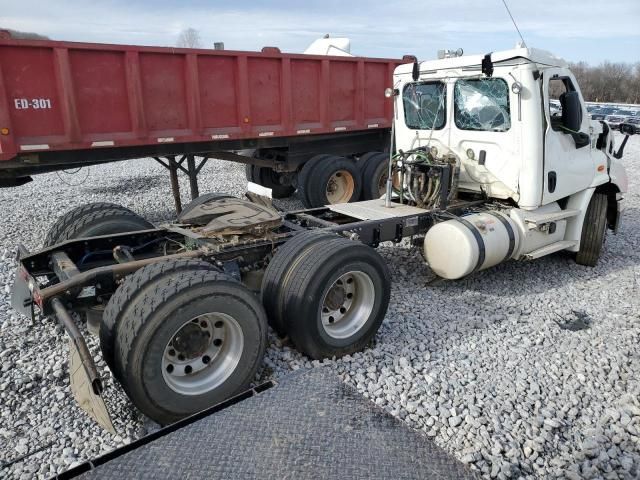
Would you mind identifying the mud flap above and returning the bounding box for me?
[69,339,116,434]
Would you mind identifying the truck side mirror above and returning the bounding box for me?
[559,91,582,132]
[620,123,636,136]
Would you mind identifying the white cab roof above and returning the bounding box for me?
[395,47,567,75]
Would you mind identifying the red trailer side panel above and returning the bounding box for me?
[0,37,406,162]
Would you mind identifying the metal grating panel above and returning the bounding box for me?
[328,199,427,220]
[68,368,476,479]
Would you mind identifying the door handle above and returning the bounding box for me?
[548,171,557,193]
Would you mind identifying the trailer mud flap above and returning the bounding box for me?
[10,268,34,319]
[69,339,116,434]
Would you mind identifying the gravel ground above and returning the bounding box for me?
[1,134,639,479]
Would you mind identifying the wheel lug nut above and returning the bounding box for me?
[166,364,174,373]
[213,339,222,347]
[202,355,211,364]
[168,349,175,356]
[214,321,224,328]
[184,365,193,374]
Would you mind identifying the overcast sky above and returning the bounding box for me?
[1,0,639,64]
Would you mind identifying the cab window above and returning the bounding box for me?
[454,78,511,132]
[403,82,446,130]
[549,77,577,131]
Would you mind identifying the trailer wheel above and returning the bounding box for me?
[576,193,608,267]
[304,156,362,208]
[297,154,333,207]
[360,152,389,200]
[113,268,267,425]
[177,192,234,223]
[43,202,153,247]
[261,231,339,335]
[279,236,391,359]
[357,151,383,170]
[101,259,219,373]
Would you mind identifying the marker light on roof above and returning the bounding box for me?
[437,48,464,59]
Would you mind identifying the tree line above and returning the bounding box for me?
[569,61,640,105]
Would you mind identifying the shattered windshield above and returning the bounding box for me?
[403,82,446,130]
[454,78,511,132]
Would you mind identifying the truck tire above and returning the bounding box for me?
[101,259,219,373]
[176,192,234,223]
[113,268,267,425]
[279,236,391,359]
[297,154,333,207]
[576,193,608,267]
[357,151,383,170]
[304,156,362,208]
[43,202,153,247]
[261,231,339,336]
[360,152,389,200]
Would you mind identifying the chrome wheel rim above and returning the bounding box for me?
[326,170,355,204]
[161,313,244,395]
[320,271,375,339]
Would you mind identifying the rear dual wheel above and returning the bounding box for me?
[105,261,267,425]
[43,202,153,247]
[262,232,391,359]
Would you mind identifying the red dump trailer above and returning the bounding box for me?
[0,31,412,207]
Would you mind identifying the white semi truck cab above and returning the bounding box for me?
[389,47,631,279]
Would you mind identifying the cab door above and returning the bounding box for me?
[542,69,595,204]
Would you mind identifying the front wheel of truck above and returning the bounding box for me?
[575,193,608,267]
[113,268,267,425]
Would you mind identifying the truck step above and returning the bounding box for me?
[524,240,578,260]
[523,209,580,227]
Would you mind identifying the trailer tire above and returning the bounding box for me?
[113,268,267,425]
[280,237,391,359]
[43,202,153,247]
[261,230,339,336]
[177,192,235,223]
[360,152,389,200]
[297,154,333,207]
[357,151,383,171]
[305,156,362,208]
[101,259,219,373]
[576,192,608,267]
